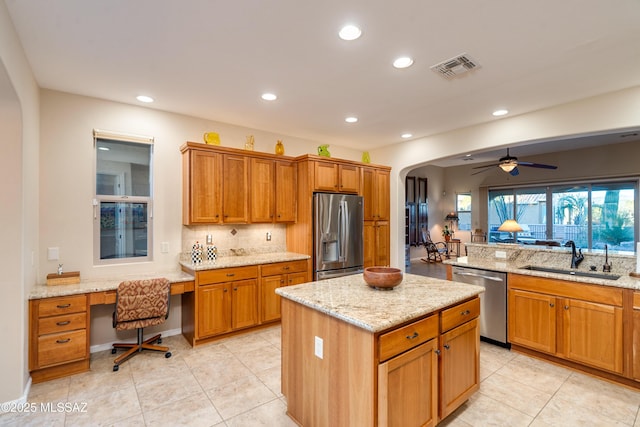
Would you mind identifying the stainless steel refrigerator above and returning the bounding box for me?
[313,193,364,280]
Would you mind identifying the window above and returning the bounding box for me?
[93,130,153,264]
[456,193,471,232]
[488,180,636,250]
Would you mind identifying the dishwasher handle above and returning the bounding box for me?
[453,271,504,282]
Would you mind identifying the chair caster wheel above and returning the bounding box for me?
[165,352,172,358]
[111,348,117,354]
[113,365,119,372]
[157,338,162,344]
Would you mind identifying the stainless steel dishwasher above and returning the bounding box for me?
[451,266,509,347]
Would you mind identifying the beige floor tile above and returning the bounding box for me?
[28,376,71,403]
[256,326,282,348]
[496,353,571,394]
[222,332,272,355]
[191,356,254,390]
[256,365,283,397]
[455,393,533,427]
[479,371,552,417]
[234,344,281,374]
[110,413,147,427]
[181,341,236,369]
[135,369,203,413]
[530,395,630,427]
[143,391,222,426]
[551,371,640,425]
[67,367,135,402]
[206,375,278,420]
[225,398,297,427]
[130,354,192,386]
[0,409,65,427]
[63,383,141,426]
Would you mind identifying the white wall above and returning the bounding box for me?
[372,86,640,269]
[0,0,39,403]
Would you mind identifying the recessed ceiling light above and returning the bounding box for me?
[393,57,414,69]
[261,93,277,101]
[401,133,413,139]
[345,116,358,123]
[492,109,508,116]
[136,95,154,103]
[339,25,362,41]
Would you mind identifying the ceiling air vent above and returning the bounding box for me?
[430,53,480,79]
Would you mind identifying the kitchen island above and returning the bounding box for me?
[276,273,484,427]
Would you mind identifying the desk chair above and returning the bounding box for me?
[111,278,171,371]
[420,228,448,262]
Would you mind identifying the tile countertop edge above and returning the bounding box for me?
[180,251,310,271]
[445,256,640,290]
[277,273,484,333]
[29,271,195,300]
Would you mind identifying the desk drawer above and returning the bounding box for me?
[379,314,438,362]
[38,313,87,335]
[198,266,258,285]
[440,297,480,333]
[261,260,308,276]
[37,330,87,367]
[38,295,87,317]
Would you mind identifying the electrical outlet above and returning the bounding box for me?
[266,231,272,241]
[495,250,507,259]
[206,234,213,244]
[314,336,323,359]
[161,242,169,253]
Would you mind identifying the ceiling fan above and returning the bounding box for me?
[472,148,558,176]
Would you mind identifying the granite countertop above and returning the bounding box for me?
[445,251,640,290]
[29,270,195,300]
[276,273,484,333]
[180,251,309,271]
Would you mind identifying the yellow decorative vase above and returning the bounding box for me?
[362,151,370,163]
[275,140,285,155]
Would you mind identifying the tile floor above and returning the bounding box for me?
[4,258,640,426]
[4,325,640,426]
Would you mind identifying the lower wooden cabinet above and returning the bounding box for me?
[364,220,390,267]
[378,339,439,427]
[508,274,624,375]
[260,260,308,323]
[29,294,90,383]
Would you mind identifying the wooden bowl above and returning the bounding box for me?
[363,267,403,290]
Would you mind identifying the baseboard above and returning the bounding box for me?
[90,327,183,353]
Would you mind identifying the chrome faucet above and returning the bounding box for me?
[603,244,612,272]
[564,240,584,269]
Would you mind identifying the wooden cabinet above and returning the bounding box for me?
[222,153,249,223]
[364,220,390,267]
[438,298,480,420]
[182,143,297,225]
[313,161,360,193]
[182,148,221,224]
[260,260,308,323]
[29,295,90,383]
[632,292,640,380]
[508,274,623,374]
[195,266,258,340]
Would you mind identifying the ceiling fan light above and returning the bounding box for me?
[499,160,517,172]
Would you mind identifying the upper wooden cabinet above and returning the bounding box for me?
[313,161,360,193]
[181,143,297,225]
[182,148,222,224]
[362,167,390,221]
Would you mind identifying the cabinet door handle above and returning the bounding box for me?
[461,309,471,316]
[223,288,228,292]
[233,287,238,291]
[435,349,441,355]
[564,305,569,310]
[550,303,555,307]
[280,280,285,284]
[443,344,450,350]
[406,332,419,340]
[56,338,71,344]
[283,266,290,270]
[56,304,71,309]
[226,273,235,277]
[56,321,71,326]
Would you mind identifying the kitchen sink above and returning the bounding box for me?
[519,265,621,280]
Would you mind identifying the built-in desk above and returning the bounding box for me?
[28,271,195,383]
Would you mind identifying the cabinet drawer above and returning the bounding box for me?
[441,298,480,333]
[38,295,87,317]
[261,260,308,276]
[37,330,87,367]
[38,313,87,335]
[379,315,438,362]
[198,266,258,285]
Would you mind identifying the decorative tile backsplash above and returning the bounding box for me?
[181,224,287,261]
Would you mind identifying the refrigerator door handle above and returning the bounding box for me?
[338,200,348,262]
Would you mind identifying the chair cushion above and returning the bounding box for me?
[114,278,170,331]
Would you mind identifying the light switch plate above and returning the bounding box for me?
[47,247,59,261]
[206,234,213,244]
[314,336,323,359]
[161,242,169,253]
